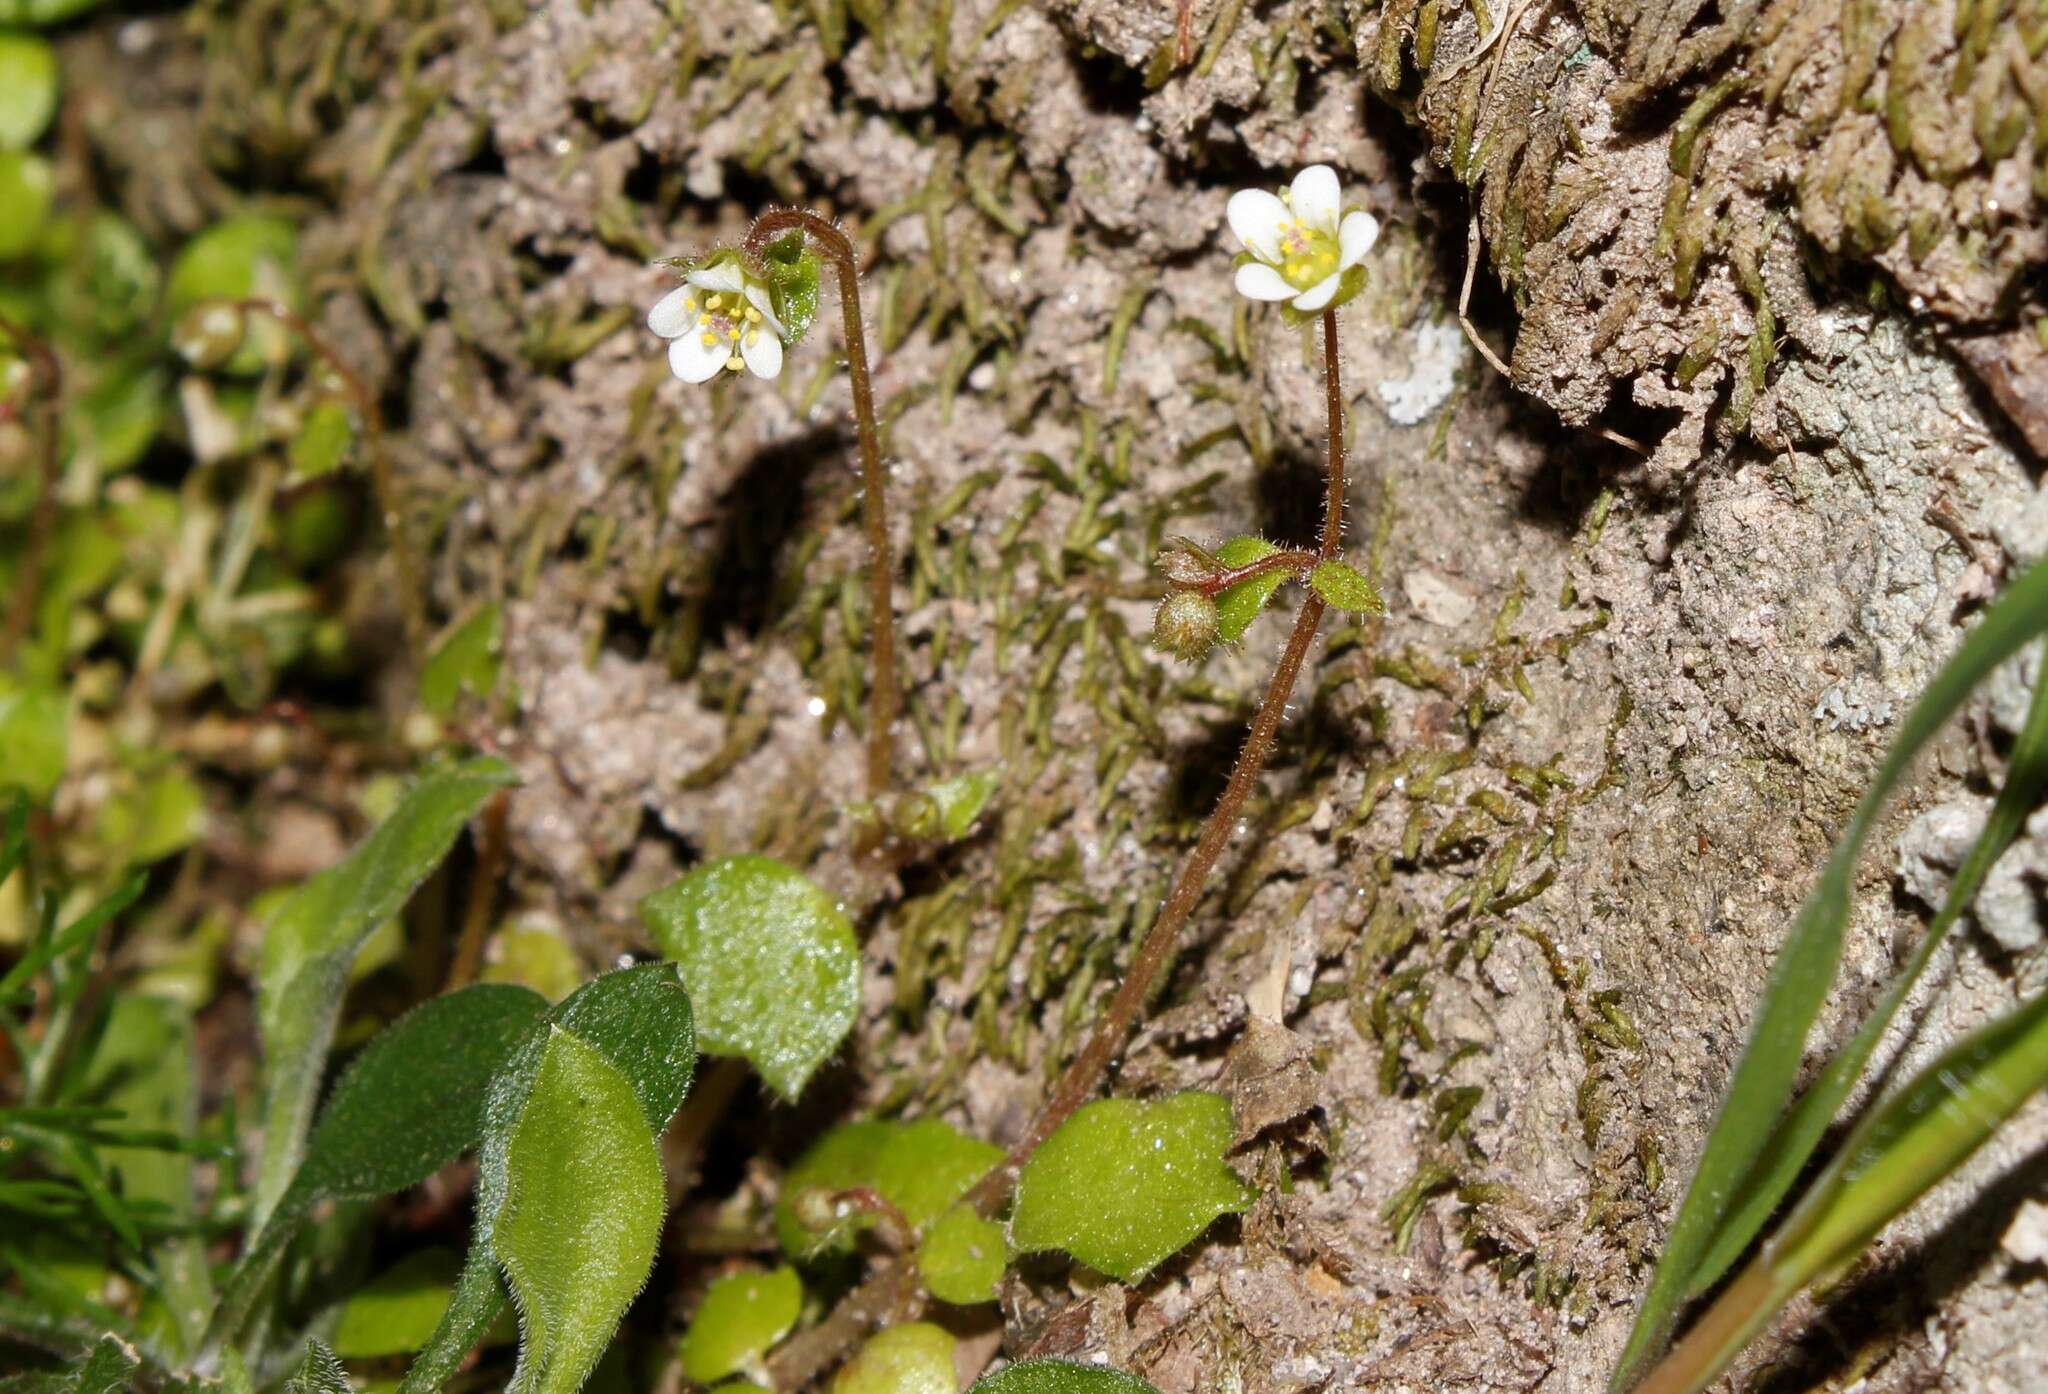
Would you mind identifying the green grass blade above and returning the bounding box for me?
[0,792,26,886]
[1611,557,2048,1391]
[0,874,144,1003]
[1688,645,2048,1291]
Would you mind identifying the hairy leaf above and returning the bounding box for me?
[1211,537,1286,644]
[252,756,518,1225]
[283,1340,352,1394]
[968,1360,1161,1394]
[1307,559,1384,614]
[678,1266,803,1384]
[497,1028,665,1394]
[918,1203,1007,1305]
[1010,1093,1253,1283]
[830,1322,957,1394]
[776,1118,1002,1259]
[640,856,858,1098]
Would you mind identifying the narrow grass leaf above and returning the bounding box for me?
[1611,557,2048,1391]
[251,755,518,1226]
[1690,651,2048,1292]
[497,1028,665,1394]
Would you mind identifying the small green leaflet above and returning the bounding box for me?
[678,1266,803,1384]
[1211,537,1287,644]
[830,1322,957,1394]
[918,1203,1007,1305]
[1308,559,1384,613]
[968,1360,1163,1394]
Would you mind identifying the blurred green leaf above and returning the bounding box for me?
[1307,559,1383,614]
[481,921,585,1002]
[640,855,858,1099]
[497,1028,665,1394]
[830,1322,956,1394]
[0,151,52,260]
[1010,1093,1253,1283]
[1212,537,1286,643]
[0,0,110,25]
[287,399,355,485]
[420,604,503,718]
[925,770,998,841]
[918,1202,1006,1305]
[252,756,519,1227]
[968,1361,1161,1394]
[333,1249,466,1359]
[0,32,57,150]
[759,231,820,346]
[92,765,204,867]
[1611,557,2048,1391]
[0,676,65,799]
[776,1118,1001,1260]
[677,1266,803,1384]
[165,215,300,376]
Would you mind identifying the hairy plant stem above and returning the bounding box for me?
[745,210,899,798]
[966,305,1348,1212]
[231,298,427,652]
[0,314,62,667]
[1185,546,1321,597]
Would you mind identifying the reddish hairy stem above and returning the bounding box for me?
[745,210,899,798]
[1185,546,1321,598]
[965,307,1348,1204]
[0,314,61,665]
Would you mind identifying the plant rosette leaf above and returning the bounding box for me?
[0,675,66,800]
[776,1118,1003,1260]
[1307,559,1385,614]
[333,1249,470,1359]
[640,855,859,1099]
[968,1360,1162,1394]
[1009,1092,1254,1283]
[830,1322,958,1394]
[0,31,57,150]
[164,214,302,375]
[677,1266,804,1385]
[1211,537,1288,644]
[917,1203,1007,1305]
[0,150,52,259]
[496,1028,667,1394]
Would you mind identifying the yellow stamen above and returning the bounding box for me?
[723,356,744,371]
[705,293,723,310]
[700,332,718,347]
[745,306,761,323]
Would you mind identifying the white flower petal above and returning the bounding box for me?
[1227,189,1290,263]
[670,331,728,384]
[1291,273,1342,314]
[740,329,783,379]
[1290,165,1341,235]
[1234,262,1296,302]
[1339,210,1381,269]
[743,280,787,339]
[647,286,695,338]
[686,261,747,294]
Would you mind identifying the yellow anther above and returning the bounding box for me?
[705,293,724,310]
[723,356,744,372]
[727,325,741,339]
[745,306,762,323]
[744,328,758,345]
[700,332,718,348]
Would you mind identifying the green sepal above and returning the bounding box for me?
[757,230,821,348]
[1278,264,1368,326]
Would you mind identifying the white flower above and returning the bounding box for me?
[647,256,787,383]
[1226,165,1380,315]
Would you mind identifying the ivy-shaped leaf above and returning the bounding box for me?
[918,1203,1007,1305]
[830,1323,957,1394]
[401,964,696,1394]
[776,1118,1003,1259]
[1009,1093,1253,1283]
[640,856,858,1099]
[1212,537,1287,643]
[968,1360,1162,1394]
[211,983,548,1346]
[252,756,520,1224]
[678,1266,804,1384]
[1307,559,1384,614]
[497,1028,666,1394]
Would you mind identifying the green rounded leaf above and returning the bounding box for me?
[0,150,51,259]
[1307,559,1384,614]
[0,32,58,150]
[0,675,67,799]
[830,1322,957,1394]
[968,1360,1161,1394]
[640,855,859,1099]
[918,1203,1006,1305]
[497,1028,666,1394]
[165,214,301,375]
[1009,1092,1253,1283]
[677,1266,803,1384]
[776,1118,1002,1259]
[333,1249,467,1359]
[1212,537,1288,644]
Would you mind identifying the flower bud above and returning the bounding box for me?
[1156,538,1220,586]
[1152,590,1220,662]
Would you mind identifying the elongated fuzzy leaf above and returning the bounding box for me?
[211,983,547,1347]
[1689,652,2048,1292]
[1612,558,2048,1391]
[1212,537,1286,644]
[640,856,857,1098]
[969,1360,1162,1394]
[1634,988,2048,1394]
[252,757,518,1226]
[400,965,695,1394]
[497,1028,665,1394]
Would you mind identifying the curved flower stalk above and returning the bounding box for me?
[768,167,1387,1390]
[645,215,898,799]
